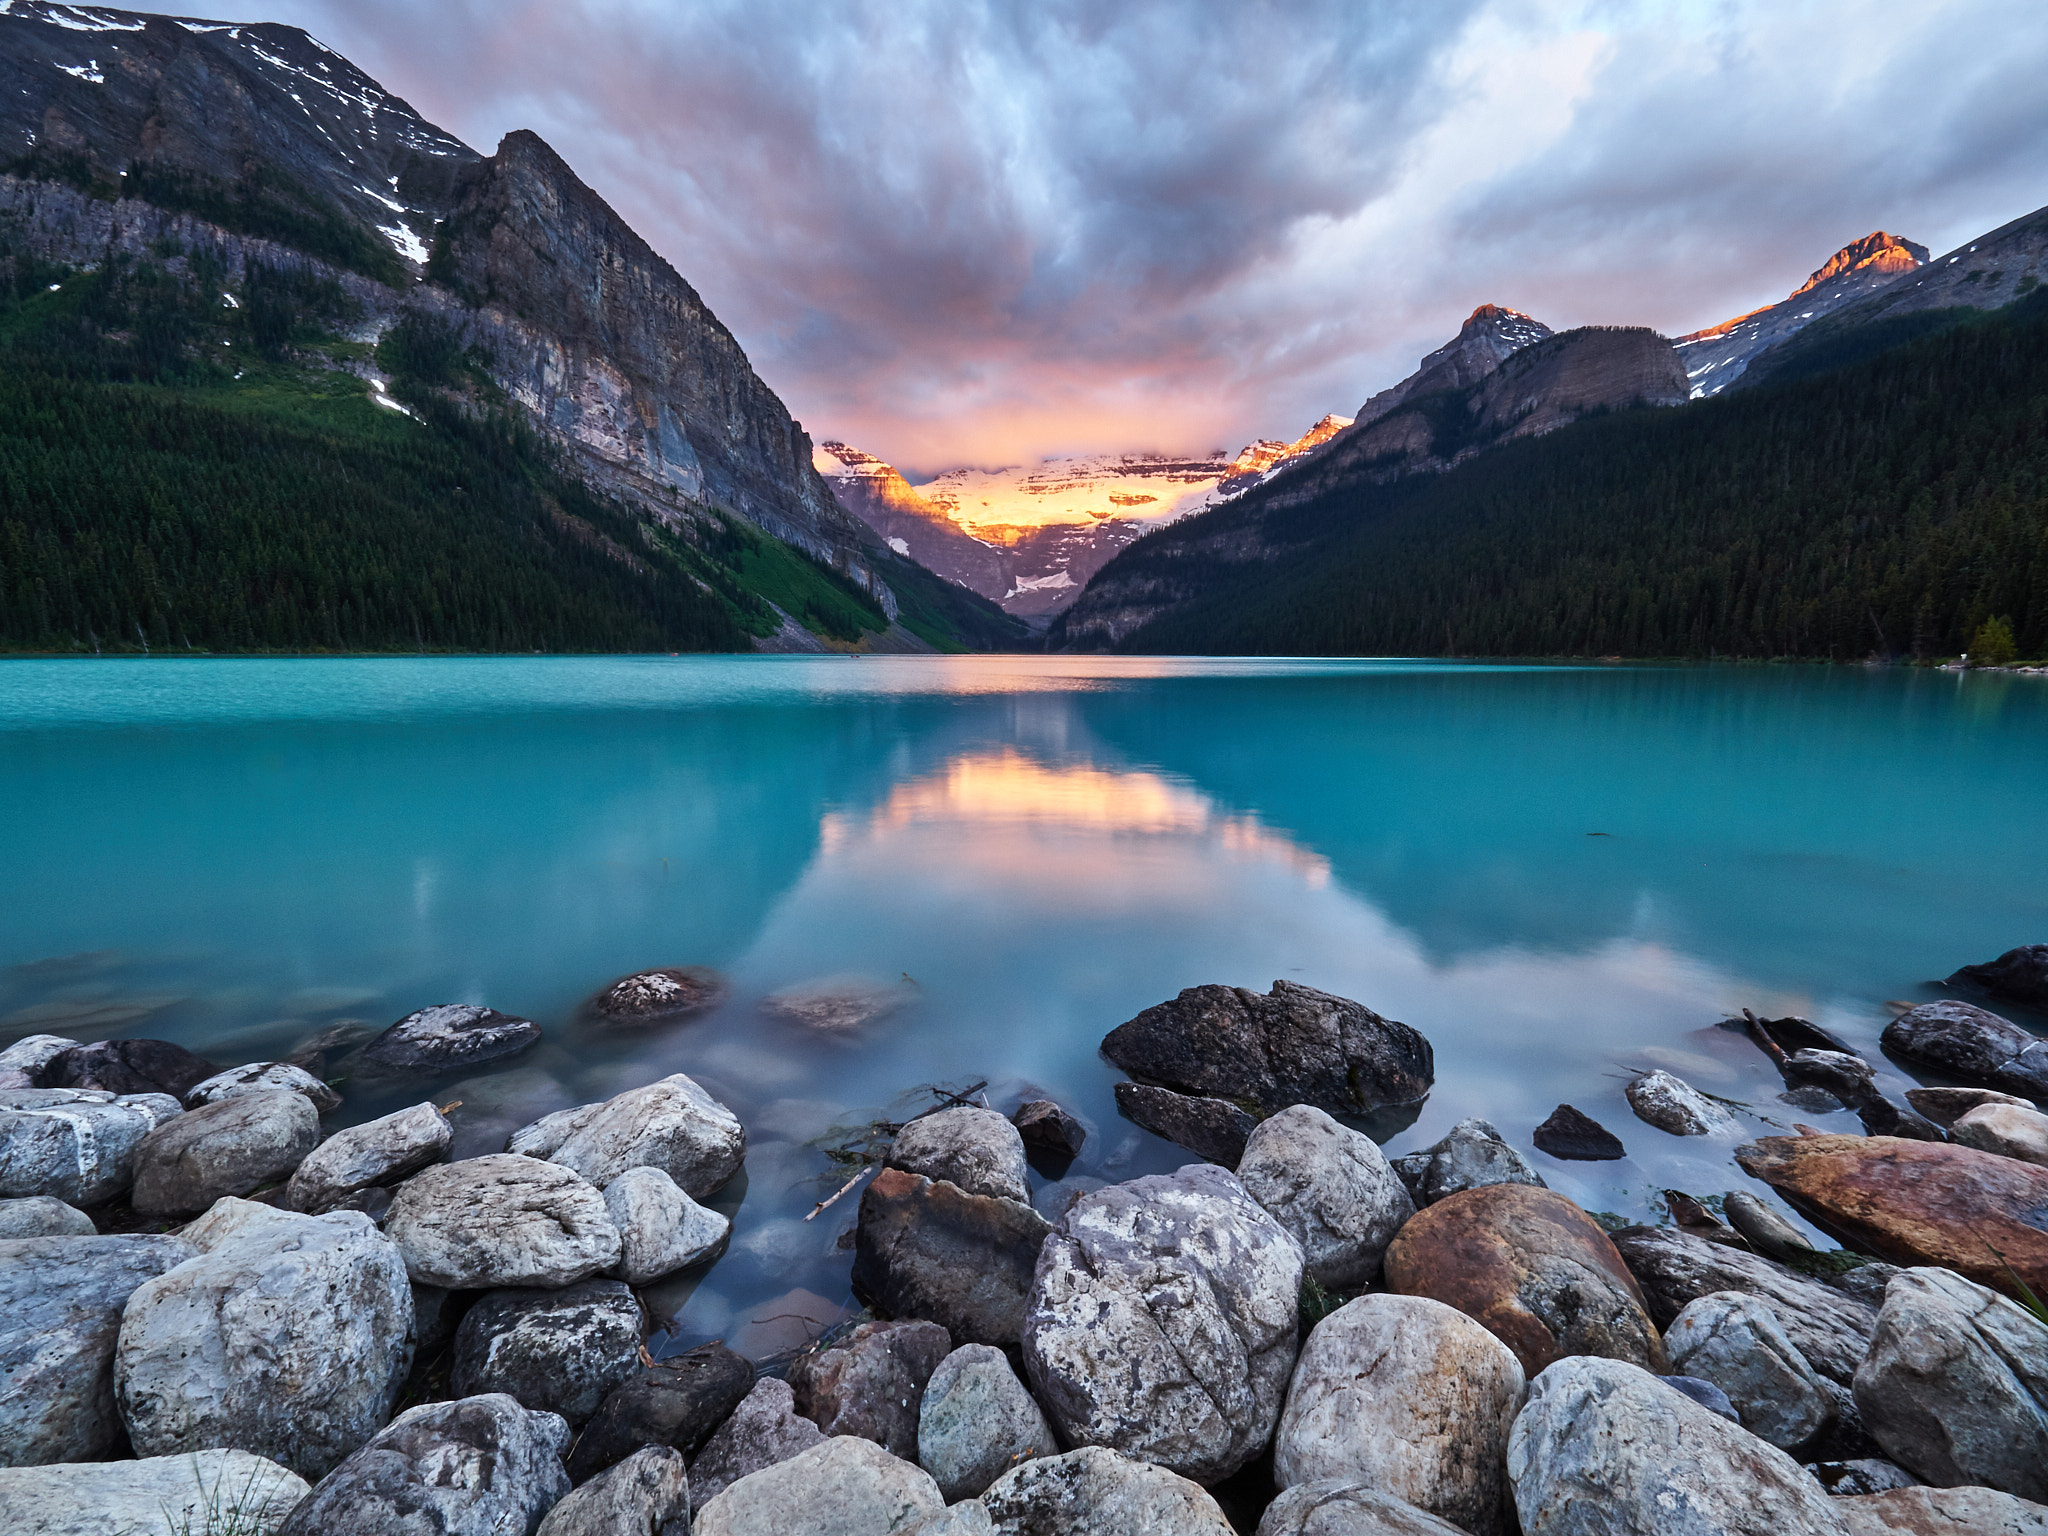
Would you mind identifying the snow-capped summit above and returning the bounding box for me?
[1354,304,1554,428]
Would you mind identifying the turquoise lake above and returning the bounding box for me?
[3,655,2045,1357]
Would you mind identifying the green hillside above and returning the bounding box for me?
[1090,291,2048,661]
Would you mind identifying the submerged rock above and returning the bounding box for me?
[0,1194,94,1238]
[588,965,727,1025]
[184,1060,341,1114]
[0,1086,180,1204]
[129,1089,318,1215]
[688,1376,827,1509]
[1256,1479,1472,1536]
[1390,1118,1547,1206]
[694,1435,943,1536]
[1101,980,1433,1116]
[35,1038,218,1098]
[1664,1291,1833,1449]
[385,1153,622,1289]
[1626,1070,1735,1136]
[760,974,918,1033]
[0,1448,308,1536]
[536,1444,690,1536]
[789,1319,952,1462]
[1112,1081,1256,1167]
[1948,944,2048,1008]
[887,1105,1031,1203]
[853,1167,1052,1347]
[604,1165,730,1282]
[1530,1104,1625,1161]
[286,1101,452,1214]
[449,1278,644,1428]
[1882,1001,2048,1099]
[570,1340,754,1482]
[1236,1103,1415,1289]
[1951,1100,2048,1167]
[359,1003,542,1075]
[980,1445,1235,1535]
[1013,1100,1087,1163]
[509,1072,745,1198]
[917,1343,1059,1502]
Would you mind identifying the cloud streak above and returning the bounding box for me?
[259,0,2048,472]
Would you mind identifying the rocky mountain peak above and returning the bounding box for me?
[1356,304,1554,427]
[1788,231,1929,300]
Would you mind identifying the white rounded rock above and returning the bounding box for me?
[603,1165,730,1283]
[509,1073,744,1197]
[385,1153,621,1289]
[980,1445,1235,1534]
[286,1102,451,1214]
[887,1106,1031,1203]
[1664,1290,1832,1449]
[1236,1104,1415,1288]
[0,1448,307,1536]
[0,1087,181,1204]
[692,1435,943,1536]
[184,1061,341,1114]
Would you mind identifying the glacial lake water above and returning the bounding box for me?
[4,655,2046,1360]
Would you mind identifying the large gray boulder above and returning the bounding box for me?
[35,1038,218,1098]
[0,1086,180,1203]
[276,1393,571,1536]
[980,1445,1235,1534]
[1835,1485,2048,1533]
[115,1198,415,1480]
[536,1444,690,1536]
[688,1376,827,1509]
[1257,1480,1473,1536]
[918,1343,1059,1502]
[789,1319,952,1462]
[570,1341,755,1482]
[853,1167,1052,1347]
[1853,1267,2048,1499]
[0,1033,78,1090]
[129,1089,318,1215]
[1882,1001,2048,1099]
[359,1003,542,1075]
[385,1152,622,1288]
[286,1102,451,1213]
[1237,1104,1415,1288]
[510,1072,744,1198]
[1103,980,1433,1115]
[1664,1290,1833,1450]
[450,1278,644,1427]
[1022,1165,1302,1486]
[604,1165,730,1282]
[1389,1119,1546,1207]
[0,1448,308,1536]
[692,1435,944,1536]
[0,1233,193,1465]
[1275,1294,1525,1536]
[1112,1082,1256,1166]
[887,1106,1031,1203]
[185,1060,341,1114]
[1507,1356,1848,1535]
[0,1194,93,1237]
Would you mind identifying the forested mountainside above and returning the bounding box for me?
[1057,290,2048,661]
[0,3,1022,653]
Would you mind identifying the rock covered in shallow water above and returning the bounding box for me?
[0,1233,193,1465]
[1507,1356,1847,1536]
[1883,1001,2048,1099]
[1013,1100,1086,1163]
[276,1393,570,1536]
[1256,1479,1473,1536]
[588,965,727,1024]
[0,1448,308,1536]
[603,1165,730,1282]
[115,1199,415,1480]
[129,1089,318,1215]
[450,1278,644,1428]
[692,1434,943,1536]
[917,1343,1059,1502]
[1952,1100,2048,1166]
[1112,1081,1255,1166]
[35,1037,217,1098]
[980,1445,1235,1534]
[0,1194,93,1237]
[789,1319,952,1462]
[1835,1485,2048,1533]
[1102,980,1433,1116]
[1853,1267,2048,1499]
[184,1060,341,1114]
[510,1072,745,1198]
[359,1003,541,1075]
[1390,1118,1546,1206]
[287,1101,451,1213]
[760,974,918,1033]
[1905,1085,2040,1127]
[1949,944,2048,1008]
[1383,1183,1666,1375]
[537,1444,690,1536]
[1664,1290,1832,1449]
[569,1341,754,1482]
[385,1152,621,1289]
[853,1167,1052,1347]
[688,1376,827,1509]
[1275,1295,1524,1536]
[1626,1070,1735,1135]
[887,1105,1031,1203]
[1236,1103,1415,1288]
[0,1086,180,1204]
[1023,1165,1302,1486]
[1531,1103,1625,1160]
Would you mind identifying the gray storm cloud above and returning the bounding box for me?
[260,0,2048,471]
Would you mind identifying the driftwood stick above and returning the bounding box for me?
[806,1163,875,1221]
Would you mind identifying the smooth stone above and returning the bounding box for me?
[1809,1459,1921,1496]
[1952,1101,2048,1166]
[902,1505,994,1535]
[1853,1267,2048,1499]
[1735,1133,2048,1293]
[0,1233,193,1465]
[692,1435,944,1536]
[1256,1479,1472,1536]
[1722,1190,1820,1262]
[385,1152,622,1288]
[275,1393,570,1535]
[1101,979,1433,1115]
[0,1034,79,1090]
[359,1003,541,1075]
[129,1089,318,1215]
[887,1106,1031,1203]
[1383,1183,1666,1375]
[184,1060,341,1114]
[1948,944,2048,1008]
[0,1194,93,1237]
[980,1445,1235,1534]
[1112,1081,1255,1166]
[35,1038,218,1098]
[1275,1294,1524,1536]
[588,965,727,1024]
[0,1448,308,1536]
[604,1165,730,1282]
[1659,1374,1741,1421]
[1836,1485,2048,1534]
[1611,1224,1880,1385]
[1906,1085,2040,1127]
[537,1443,690,1536]
[1626,1070,1735,1135]
[1531,1104,1625,1160]
[1390,1118,1547,1207]
[853,1167,1052,1347]
[510,1072,745,1198]
[759,974,918,1033]
[1857,1096,1951,1142]
[1782,1050,1880,1106]
[287,1101,452,1213]
[1507,1356,1847,1536]
[688,1376,827,1509]
[1664,1290,1832,1449]
[1013,1100,1086,1162]
[450,1278,643,1428]
[115,1199,415,1480]
[1236,1103,1416,1289]
[1023,1165,1303,1486]
[0,1086,181,1204]
[918,1343,1059,1502]
[569,1340,754,1482]
[1882,1001,2048,1098]
[789,1319,952,1462]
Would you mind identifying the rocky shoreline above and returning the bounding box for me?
[3,949,2048,1534]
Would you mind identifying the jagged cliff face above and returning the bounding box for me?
[1355,304,1553,427]
[1809,205,2047,327]
[1675,231,1927,396]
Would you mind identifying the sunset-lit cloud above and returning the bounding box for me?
[260,0,2048,473]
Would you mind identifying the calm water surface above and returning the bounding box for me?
[3,656,2045,1356]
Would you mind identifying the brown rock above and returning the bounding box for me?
[852,1168,1051,1347]
[1735,1134,2048,1295]
[1383,1183,1666,1376]
[1836,1484,2048,1534]
[787,1319,950,1461]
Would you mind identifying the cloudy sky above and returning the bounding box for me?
[268,0,2048,475]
